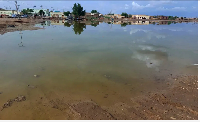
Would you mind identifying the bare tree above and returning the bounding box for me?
[15,1,19,15]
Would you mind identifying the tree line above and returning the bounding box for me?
[21,3,184,19]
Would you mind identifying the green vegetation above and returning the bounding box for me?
[91,10,98,13]
[121,12,128,18]
[168,21,172,25]
[128,14,132,18]
[21,8,34,15]
[72,3,86,18]
[73,22,86,35]
[121,23,128,27]
[64,11,71,16]
[39,10,45,16]
[168,16,178,20]
[64,22,72,27]
[104,16,111,19]
[91,22,98,27]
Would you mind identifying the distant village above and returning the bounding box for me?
[0,2,198,25]
[0,3,198,22]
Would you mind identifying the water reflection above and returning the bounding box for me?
[64,22,72,27]
[72,22,86,35]
[64,21,101,34]
[44,20,195,35]
[131,44,168,71]
[18,31,25,47]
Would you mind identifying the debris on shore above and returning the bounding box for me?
[1,95,26,111]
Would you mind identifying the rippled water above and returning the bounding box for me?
[0,21,198,119]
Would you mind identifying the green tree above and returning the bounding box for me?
[121,12,128,18]
[64,22,72,27]
[91,22,98,27]
[121,23,128,27]
[168,21,172,25]
[73,22,86,35]
[128,14,132,18]
[21,8,34,15]
[91,10,98,13]
[64,11,71,16]
[39,10,45,16]
[72,3,86,19]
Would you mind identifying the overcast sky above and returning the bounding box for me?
[0,0,198,17]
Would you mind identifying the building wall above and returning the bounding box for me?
[132,15,150,19]
[114,14,125,19]
[158,16,168,20]
[0,10,17,16]
[50,12,64,18]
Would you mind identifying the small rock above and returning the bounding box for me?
[34,75,40,78]
[0,92,3,94]
[27,85,37,88]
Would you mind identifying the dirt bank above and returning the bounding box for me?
[0,18,43,35]
[0,18,44,24]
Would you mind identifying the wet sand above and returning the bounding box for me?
[0,74,197,120]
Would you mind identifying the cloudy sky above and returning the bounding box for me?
[0,0,198,17]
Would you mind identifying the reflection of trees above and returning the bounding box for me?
[168,21,172,25]
[64,22,72,27]
[64,22,86,35]
[73,22,86,35]
[121,23,128,27]
[91,23,98,27]
[91,21,99,27]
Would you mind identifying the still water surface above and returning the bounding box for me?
[0,21,198,119]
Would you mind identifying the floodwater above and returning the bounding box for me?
[0,20,198,119]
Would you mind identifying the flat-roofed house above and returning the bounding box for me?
[0,10,18,16]
[50,11,65,18]
[114,14,125,19]
[132,15,150,19]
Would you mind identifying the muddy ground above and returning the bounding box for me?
[0,75,197,120]
[0,18,44,35]
[64,75,198,120]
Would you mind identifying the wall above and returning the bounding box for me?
[0,10,17,16]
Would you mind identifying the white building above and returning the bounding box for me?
[132,15,150,19]
[0,10,18,16]
[31,9,50,16]
[50,11,65,18]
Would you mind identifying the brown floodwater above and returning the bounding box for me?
[0,21,198,119]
